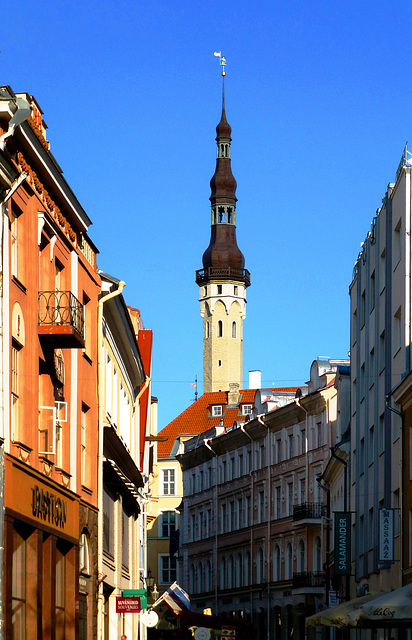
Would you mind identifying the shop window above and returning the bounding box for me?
[55,547,65,640]
[12,527,26,639]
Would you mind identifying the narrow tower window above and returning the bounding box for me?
[217,285,222,294]
[217,321,223,337]
[234,286,238,295]
[205,321,209,339]
[227,207,232,224]
[218,207,225,223]
[232,322,237,338]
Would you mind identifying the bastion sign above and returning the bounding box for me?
[334,512,351,575]
[32,485,67,528]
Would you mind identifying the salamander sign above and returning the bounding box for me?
[334,512,351,575]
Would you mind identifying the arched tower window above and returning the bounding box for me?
[232,322,237,338]
[227,207,232,224]
[218,207,225,223]
[217,320,223,337]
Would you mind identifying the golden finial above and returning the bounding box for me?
[213,51,227,77]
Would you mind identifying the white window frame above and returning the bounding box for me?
[242,404,253,416]
[162,468,176,495]
[212,405,222,417]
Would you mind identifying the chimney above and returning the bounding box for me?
[228,382,240,406]
[249,370,261,389]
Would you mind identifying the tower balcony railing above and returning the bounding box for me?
[38,290,85,348]
[196,266,251,287]
[292,571,325,589]
[293,502,327,521]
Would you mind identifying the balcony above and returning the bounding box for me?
[38,291,85,348]
[293,502,327,522]
[293,571,325,590]
[195,267,251,288]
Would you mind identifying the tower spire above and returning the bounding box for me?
[195,55,250,394]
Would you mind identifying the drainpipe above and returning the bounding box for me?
[257,415,271,640]
[97,281,125,640]
[0,170,29,640]
[385,395,404,587]
[204,438,218,612]
[240,424,254,627]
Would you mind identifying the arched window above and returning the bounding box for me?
[297,540,305,572]
[79,531,90,575]
[217,320,223,337]
[256,547,265,584]
[273,544,281,581]
[314,536,322,572]
[232,321,236,338]
[285,542,293,579]
[220,557,226,589]
[235,554,242,587]
[227,556,233,589]
[244,551,250,586]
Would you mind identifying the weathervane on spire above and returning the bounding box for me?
[213,51,226,77]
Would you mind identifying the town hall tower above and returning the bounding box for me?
[196,59,250,393]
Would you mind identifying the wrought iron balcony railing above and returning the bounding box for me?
[292,571,325,589]
[38,291,85,348]
[195,267,251,288]
[293,502,327,521]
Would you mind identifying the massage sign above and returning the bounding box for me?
[32,485,67,528]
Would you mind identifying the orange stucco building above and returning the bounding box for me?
[0,86,100,639]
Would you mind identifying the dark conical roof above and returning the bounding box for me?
[216,80,232,140]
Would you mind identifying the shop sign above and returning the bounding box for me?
[116,597,141,613]
[379,508,394,562]
[32,485,67,528]
[334,512,351,575]
[221,625,236,639]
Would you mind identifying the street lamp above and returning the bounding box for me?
[146,570,159,602]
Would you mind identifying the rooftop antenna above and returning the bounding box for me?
[213,51,226,76]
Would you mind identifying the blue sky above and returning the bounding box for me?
[3,0,412,428]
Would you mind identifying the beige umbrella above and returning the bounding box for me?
[348,583,412,626]
[306,593,383,628]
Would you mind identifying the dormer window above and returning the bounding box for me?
[212,405,223,417]
[242,404,253,416]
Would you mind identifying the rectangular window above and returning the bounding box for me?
[238,453,243,476]
[221,503,227,533]
[83,292,91,356]
[288,433,294,458]
[81,404,89,486]
[360,291,366,328]
[379,249,386,293]
[246,495,251,526]
[242,404,253,415]
[161,511,177,538]
[10,209,18,278]
[103,487,114,556]
[160,555,177,585]
[122,511,130,569]
[212,405,222,416]
[393,219,401,268]
[11,345,19,442]
[275,485,281,519]
[275,437,282,463]
[162,469,176,495]
[379,331,385,373]
[288,481,294,516]
[370,271,375,312]
[259,490,265,522]
[393,307,402,355]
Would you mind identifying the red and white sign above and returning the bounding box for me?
[115,597,141,613]
[221,625,236,639]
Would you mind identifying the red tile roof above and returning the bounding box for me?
[157,387,302,458]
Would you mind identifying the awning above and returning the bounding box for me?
[348,583,412,628]
[305,592,383,628]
